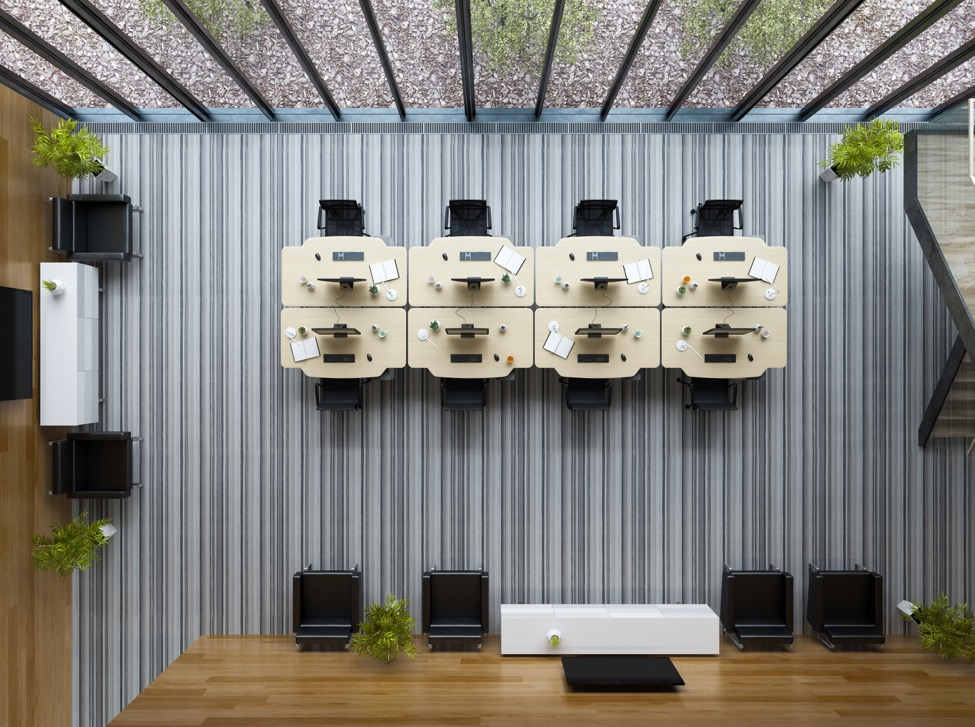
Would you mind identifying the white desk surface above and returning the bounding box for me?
[281,236,407,307]
[533,308,659,378]
[661,236,788,307]
[408,237,534,307]
[407,308,533,378]
[535,237,661,307]
[280,308,405,379]
[660,308,786,378]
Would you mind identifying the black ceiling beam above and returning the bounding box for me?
[455,0,476,121]
[0,8,142,120]
[731,0,867,122]
[928,83,975,121]
[0,62,73,117]
[666,0,762,121]
[58,0,210,121]
[161,0,275,120]
[866,36,975,118]
[534,0,565,118]
[800,0,965,121]
[601,0,666,121]
[260,0,340,120]
[358,0,405,120]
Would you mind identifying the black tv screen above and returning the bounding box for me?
[0,286,32,401]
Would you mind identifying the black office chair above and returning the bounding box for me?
[441,378,488,411]
[572,200,620,236]
[560,377,613,411]
[422,569,489,649]
[806,564,885,649]
[683,199,743,241]
[292,566,362,649]
[315,378,364,411]
[720,565,794,649]
[444,200,492,236]
[678,376,738,411]
[51,431,136,499]
[318,200,366,236]
[52,194,136,261]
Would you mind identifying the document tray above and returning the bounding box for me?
[323,354,356,363]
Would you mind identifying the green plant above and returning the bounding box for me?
[820,119,904,180]
[904,594,975,662]
[42,280,57,291]
[674,0,832,69]
[30,118,108,180]
[139,0,268,43]
[434,0,600,75]
[31,511,112,576]
[350,593,417,665]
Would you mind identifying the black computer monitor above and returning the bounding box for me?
[312,325,362,338]
[318,276,367,290]
[574,326,625,338]
[451,277,495,291]
[702,324,756,338]
[444,325,490,338]
[707,276,761,291]
[580,276,628,290]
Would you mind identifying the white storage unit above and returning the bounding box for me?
[40,262,100,426]
[500,603,720,656]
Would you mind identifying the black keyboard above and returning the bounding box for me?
[323,354,355,363]
[704,353,737,363]
[713,251,745,261]
[450,354,482,363]
[577,354,610,363]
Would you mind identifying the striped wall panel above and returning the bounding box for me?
[75,131,974,726]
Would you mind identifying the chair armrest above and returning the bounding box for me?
[806,564,824,631]
[481,572,490,633]
[51,440,73,495]
[421,572,431,632]
[783,572,794,633]
[720,571,735,628]
[292,572,302,632]
[51,198,73,253]
[486,207,492,231]
[67,431,131,441]
[443,206,450,231]
[352,569,362,630]
[871,573,884,630]
[613,207,620,230]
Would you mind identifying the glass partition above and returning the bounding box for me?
[0,34,100,107]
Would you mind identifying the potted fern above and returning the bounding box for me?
[350,593,416,665]
[901,594,975,662]
[31,511,114,576]
[819,118,904,182]
[30,118,111,181]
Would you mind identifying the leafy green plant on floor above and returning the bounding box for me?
[351,593,417,665]
[820,118,904,180]
[434,0,600,75]
[903,594,975,662]
[674,0,832,69]
[139,0,268,43]
[31,511,113,576]
[30,118,109,180]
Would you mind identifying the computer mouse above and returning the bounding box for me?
[494,354,500,362]
[442,253,448,261]
[747,354,754,362]
[315,252,321,261]
[621,354,627,362]
[696,253,702,261]
[367,354,374,362]
[569,253,575,261]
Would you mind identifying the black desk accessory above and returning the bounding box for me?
[315,252,321,260]
[323,353,356,363]
[450,354,482,363]
[713,251,746,261]
[702,324,755,338]
[578,354,610,363]
[581,276,627,290]
[569,252,575,260]
[704,353,737,363]
[312,324,361,338]
[318,276,367,290]
[445,324,489,338]
[451,277,495,291]
[708,276,761,291]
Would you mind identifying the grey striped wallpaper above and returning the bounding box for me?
[77,128,974,727]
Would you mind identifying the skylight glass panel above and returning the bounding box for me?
[0,34,100,107]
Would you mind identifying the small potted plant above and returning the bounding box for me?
[42,279,66,296]
[350,593,416,665]
[31,511,114,576]
[429,320,440,332]
[369,285,380,296]
[819,118,904,182]
[297,326,308,336]
[547,629,561,647]
[501,273,511,284]
[902,594,975,662]
[30,118,110,180]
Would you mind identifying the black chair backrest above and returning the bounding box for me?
[564,378,612,410]
[690,378,737,410]
[821,572,878,623]
[429,572,483,622]
[319,200,365,236]
[76,440,131,490]
[446,200,491,236]
[574,200,619,236]
[441,378,488,411]
[696,199,743,237]
[316,379,363,411]
[732,572,787,621]
[300,572,355,624]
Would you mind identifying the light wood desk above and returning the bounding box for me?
[533,308,660,378]
[281,236,407,307]
[407,308,533,378]
[408,237,534,307]
[660,308,786,378]
[280,308,406,379]
[535,237,661,307]
[661,236,788,307]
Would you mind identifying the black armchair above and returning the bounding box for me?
[51,431,136,499]
[318,200,366,236]
[720,565,794,649]
[573,200,620,236]
[560,377,613,411]
[316,378,364,411]
[52,194,136,261]
[444,200,492,236]
[678,376,738,411]
[293,566,362,649]
[683,199,743,241]
[422,569,489,649]
[806,564,885,649]
[441,378,488,411]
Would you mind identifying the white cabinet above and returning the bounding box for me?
[40,262,99,426]
[500,603,720,656]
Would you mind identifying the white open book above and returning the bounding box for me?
[290,338,320,363]
[495,246,526,275]
[749,257,779,284]
[543,331,574,359]
[623,259,654,284]
[370,259,400,285]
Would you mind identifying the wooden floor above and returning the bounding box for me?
[110,634,975,726]
[0,86,72,726]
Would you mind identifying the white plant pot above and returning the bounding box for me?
[99,523,117,539]
[47,279,66,296]
[94,161,117,183]
[819,166,839,182]
[547,628,562,647]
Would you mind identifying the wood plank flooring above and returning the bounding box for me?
[109,634,975,726]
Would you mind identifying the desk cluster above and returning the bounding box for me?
[280,234,787,388]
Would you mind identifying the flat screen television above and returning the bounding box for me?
[0,286,32,401]
[451,277,495,291]
[707,276,761,290]
[318,276,367,290]
[580,276,627,290]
